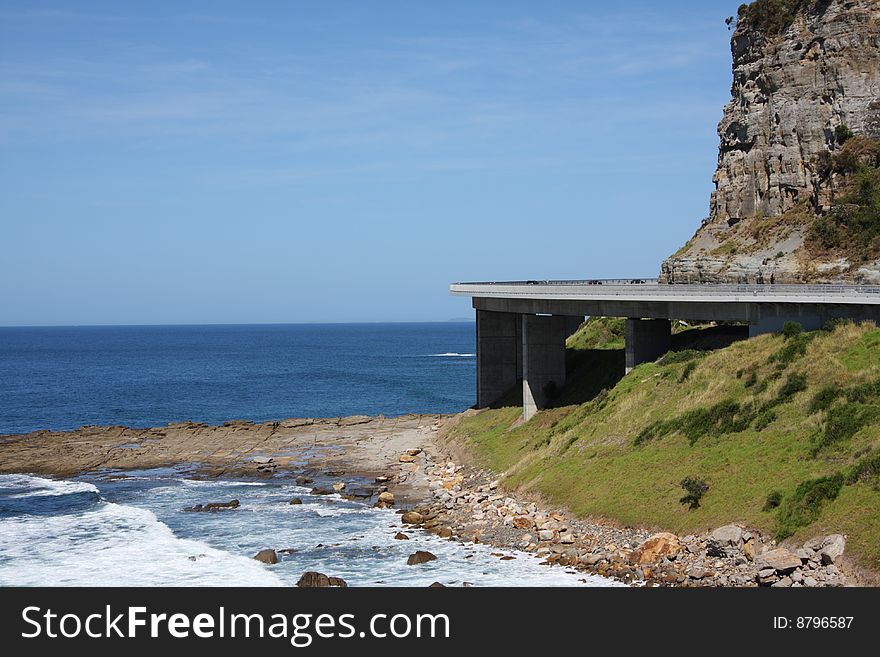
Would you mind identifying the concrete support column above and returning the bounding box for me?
[522,315,568,421]
[625,318,671,373]
[476,310,522,408]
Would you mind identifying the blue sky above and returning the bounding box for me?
[1,0,740,325]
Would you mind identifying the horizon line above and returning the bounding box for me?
[0,318,477,329]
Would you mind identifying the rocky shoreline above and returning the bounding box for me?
[384,447,850,587]
[0,414,854,587]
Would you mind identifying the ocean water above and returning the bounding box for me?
[0,471,621,587]
[0,322,621,587]
[0,322,476,435]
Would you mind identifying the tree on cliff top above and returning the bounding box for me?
[736,0,814,36]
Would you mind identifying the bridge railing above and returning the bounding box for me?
[454,278,660,286]
[450,280,880,298]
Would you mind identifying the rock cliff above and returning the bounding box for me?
[662,0,880,284]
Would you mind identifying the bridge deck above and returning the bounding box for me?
[450,279,880,306]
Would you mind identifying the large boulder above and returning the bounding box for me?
[634,532,681,565]
[579,552,606,566]
[512,516,535,530]
[757,548,801,574]
[253,549,278,565]
[401,511,424,525]
[706,524,743,557]
[297,572,348,587]
[819,534,846,564]
[757,567,779,585]
[406,551,437,566]
[803,536,825,551]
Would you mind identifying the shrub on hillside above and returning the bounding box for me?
[754,409,777,431]
[679,360,698,382]
[776,372,807,401]
[812,404,880,455]
[634,398,755,447]
[776,473,845,539]
[763,490,783,511]
[768,332,814,369]
[679,476,709,510]
[809,385,841,413]
[782,321,803,339]
[845,378,880,403]
[847,449,880,488]
[753,373,807,421]
[823,318,853,332]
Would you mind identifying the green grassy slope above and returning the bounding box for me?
[445,318,880,570]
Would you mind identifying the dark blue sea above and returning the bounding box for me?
[0,322,476,436]
[0,323,622,586]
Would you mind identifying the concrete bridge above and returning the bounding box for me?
[449,278,880,419]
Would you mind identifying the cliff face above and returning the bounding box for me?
[662,0,880,284]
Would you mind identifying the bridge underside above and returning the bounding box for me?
[471,296,880,329]
[473,297,880,419]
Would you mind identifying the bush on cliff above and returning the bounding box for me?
[737,0,812,36]
[809,137,880,260]
[835,124,854,146]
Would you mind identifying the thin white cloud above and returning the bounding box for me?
[0,4,730,177]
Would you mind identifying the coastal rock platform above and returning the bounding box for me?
[0,414,444,506]
[0,414,853,587]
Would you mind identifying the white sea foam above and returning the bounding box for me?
[180,478,269,487]
[431,352,475,357]
[0,476,283,587]
[0,474,623,587]
[0,473,98,498]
